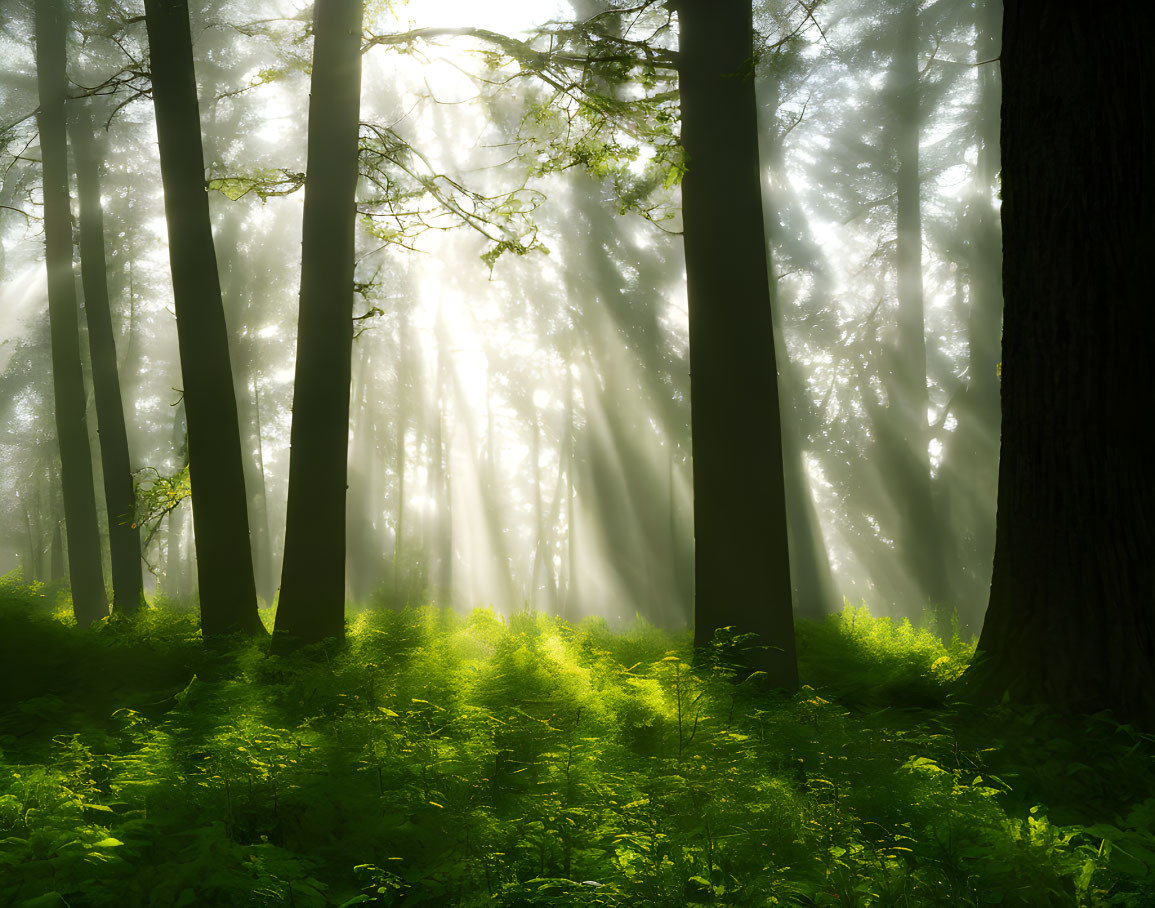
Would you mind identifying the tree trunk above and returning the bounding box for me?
[35,0,108,626]
[247,376,276,604]
[161,401,191,599]
[678,0,797,687]
[143,0,261,636]
[70,101,145,616]
[562,372,577,620]
[275,0,364,645]
[886,0,953,622]
[971,0,1155,724]
[429,311,454,603]
[392,402,407,603]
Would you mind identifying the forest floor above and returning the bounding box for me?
[1,574,1153,907]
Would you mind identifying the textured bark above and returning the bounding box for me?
[971,1,1155,723]
[35,0,109,626]
[144,0,261,636]
[678,0,797,688]
[70,102,145,616]
[275,0,364,645]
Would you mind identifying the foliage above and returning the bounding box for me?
[207,168,307,203]
[133,466,192,529]
[2,582,1153,906]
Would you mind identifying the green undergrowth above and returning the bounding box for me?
[2,575,1153,906]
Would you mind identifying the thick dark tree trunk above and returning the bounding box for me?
[35,0,108,627]
[275,0,364,645]
[143,0,261,636]
[971,1,1155,723]
[70,102,145,617]
[678,0,797,688]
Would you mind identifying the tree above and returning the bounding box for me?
[969,0,1155,723]
[35,0,108,627]
[678,0,798,688]
[143,0,262,636]
[70,101,144,616]
[274,0,364,646]
[879,0,953,620]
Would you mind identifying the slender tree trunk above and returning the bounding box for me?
[346,363,384,601]
[22,503,40,583]
[971,0,1155,724]
[886,0,953,622]
[562,373,577,620]
[70,101,144,616]
[429,315,453,603]
[275,0,364,645]
[49,520,64,582]
[248,376,275,604]
[678,0,797,687]
[478,368,517,606]
[530,409,562,612]
[35,0,108,626]
[143,0,261,635]
[161,401,190,598]
[392,407,407,603]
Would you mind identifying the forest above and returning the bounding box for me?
[0,0,1153,904]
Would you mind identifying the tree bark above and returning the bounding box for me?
[143,0,261,635]
[971,0,1155,724]
[70,101,145,616]
[35,0,108,627]
[678,0,797,687]
[275,0,364,645]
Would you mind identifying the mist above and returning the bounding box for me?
[5,1,1155,903]
[0,0,1002,636]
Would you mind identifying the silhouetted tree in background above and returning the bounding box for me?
[70,100,144,616]
[35,0,108,626]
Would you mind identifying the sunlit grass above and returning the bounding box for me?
[2,575,1153,906]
